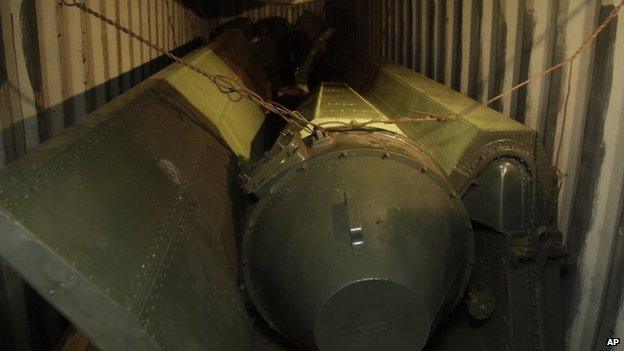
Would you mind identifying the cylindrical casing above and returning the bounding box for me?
[242,131,473,351]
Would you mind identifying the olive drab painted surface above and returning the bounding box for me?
[242,59,563,350]
[242,130,474,350]
[0,32,267,351]
[0,32,564,349]
[345,59,557,234]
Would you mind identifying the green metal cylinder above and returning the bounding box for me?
[242,131,473,351]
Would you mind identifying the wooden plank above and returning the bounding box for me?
[35,0,66,137]
[523,0,557,134]
[499,0,525,118]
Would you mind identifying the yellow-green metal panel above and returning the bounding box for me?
[301,82,405,137]
[161,32,268,161]
[0,33,267,351]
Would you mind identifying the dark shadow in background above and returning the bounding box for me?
[176,0,266,19]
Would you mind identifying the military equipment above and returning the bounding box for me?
[0,31,565,351]
[241,58,564,351]
[0,32,267,351]
[242,89,474,351]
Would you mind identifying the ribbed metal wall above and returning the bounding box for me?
[215,0,624,349]
[0,1,216,349]
[0,0,216,166]
[1,1,623,350]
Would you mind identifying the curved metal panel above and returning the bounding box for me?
[0,35,268,350]
[462,158,531,234]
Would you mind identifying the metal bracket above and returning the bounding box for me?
[278,28,334,97]
[344,191,365,255]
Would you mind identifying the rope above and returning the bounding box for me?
[458,1,624,171]
[539,2,622,227]
[485,1,623,111]
[61,0,623,148]
[61,0,458,135]
[61,0,315,133]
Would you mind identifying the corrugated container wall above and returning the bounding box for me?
[1,1,623,350]
[0,0,215,161]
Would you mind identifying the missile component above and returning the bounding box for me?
[242,59,562,351]
[242,83,474,351]
[0,32,267,351]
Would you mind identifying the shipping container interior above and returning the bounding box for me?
[1,0,624,350]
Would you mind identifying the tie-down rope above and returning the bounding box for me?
[61,0,623,160]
